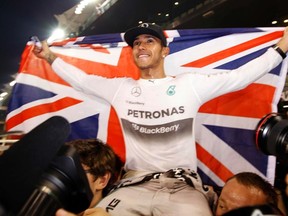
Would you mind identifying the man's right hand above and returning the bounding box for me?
[32,40,57,64]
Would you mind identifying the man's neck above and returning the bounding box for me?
[140,69,166,79]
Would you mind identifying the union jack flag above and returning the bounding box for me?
[6,27,287,186]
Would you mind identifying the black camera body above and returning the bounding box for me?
[256,112,288,162]
[19,145,93,216]
[0,116,92,216]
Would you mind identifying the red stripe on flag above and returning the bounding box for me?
[196,142,233,182]
[199,83,275,118]
[65,47,139,78]
[20,48,71,86]
[107,107,126,163]
[184,31,283,67]
[6,97,82,130]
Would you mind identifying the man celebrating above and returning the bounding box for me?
[34,23,288,216]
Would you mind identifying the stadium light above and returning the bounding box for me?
[47,28,66,44]
[9,81,16,87]
[0,92,8,98]
[75,0,95,14]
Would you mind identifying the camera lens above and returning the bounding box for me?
[18,145,93,216]
[256,113,288,160]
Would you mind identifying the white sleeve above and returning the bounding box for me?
[192,47,284,103]
[52,58,127,103]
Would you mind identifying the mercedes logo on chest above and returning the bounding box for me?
[131,86,142,97]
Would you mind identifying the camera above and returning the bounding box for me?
[18,144,93,216]
[0,116,93,216]
[255,112,288,162]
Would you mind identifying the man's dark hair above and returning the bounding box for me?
[227,172,278,206]
[66,138,123,196]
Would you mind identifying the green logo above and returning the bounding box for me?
[167,85,176,96]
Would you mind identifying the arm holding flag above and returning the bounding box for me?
[33,41,129,103]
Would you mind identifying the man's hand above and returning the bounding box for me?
[32,40,57,64]
[276,26,288,53]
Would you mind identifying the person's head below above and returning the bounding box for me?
[221,204,284,216]
[215,172,279,216]
[124,23,170,79]
[66,138,123,207]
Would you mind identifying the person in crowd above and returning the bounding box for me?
[55,138,121,216]
[34,23,288,216]
[221,204,284,216]
[66,138,123,209]
[215,172,284,216]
